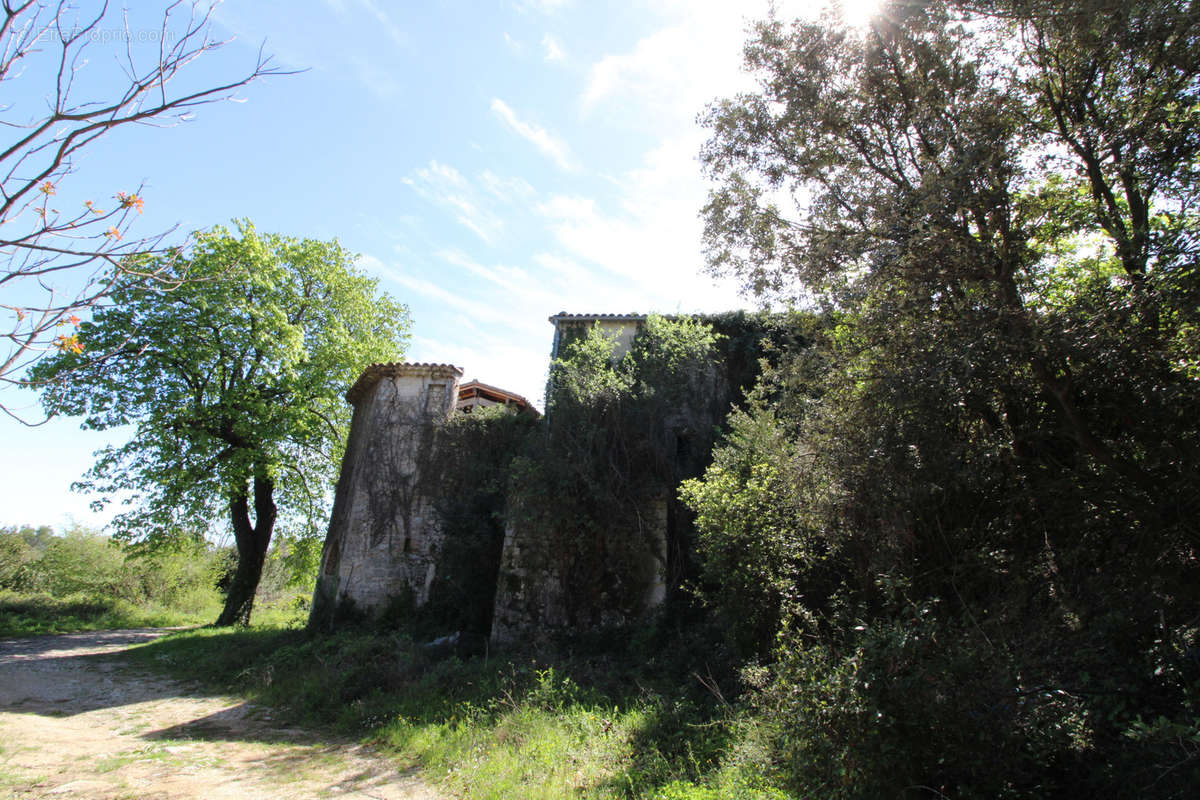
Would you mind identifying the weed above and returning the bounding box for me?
[126,623,786,799]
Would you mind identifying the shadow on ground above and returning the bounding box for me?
[0,628,328,747]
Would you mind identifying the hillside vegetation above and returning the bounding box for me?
[0,525,307,635]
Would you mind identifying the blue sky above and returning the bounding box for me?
[0,0,864,530]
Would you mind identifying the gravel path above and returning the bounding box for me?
[0,629,439,800]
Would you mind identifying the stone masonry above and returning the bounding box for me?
[310,312,738,642]
[311,363,462,619]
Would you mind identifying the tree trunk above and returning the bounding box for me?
[215,471,277,626]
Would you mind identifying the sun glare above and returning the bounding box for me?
[837,0,883,28]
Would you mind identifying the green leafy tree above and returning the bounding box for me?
[691,1,1200,795]
[32,222,410,625]
[701,0,1200,481]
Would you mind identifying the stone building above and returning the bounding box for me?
[310,311,763,641]
[312,363,462,617]
[548,312,646,360]
[456,380,535,414]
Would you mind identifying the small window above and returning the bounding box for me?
[425,383,446,413]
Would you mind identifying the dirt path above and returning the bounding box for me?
[0,629,440,800]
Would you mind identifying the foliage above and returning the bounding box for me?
[504,315,724,629]
[0,590,218,636]
[0,524,52,587]
[0,1,284,418]
[415,404,538,637]
[1,524,217,599]
[685,0,1200,795]
[680,407,827,660]
[127,622,778,799]
[30,221,410,625]
[0,524,224,635]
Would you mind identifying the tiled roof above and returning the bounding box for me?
[548,312,647,323]
[458,380,533,407]
[346,362,463,404]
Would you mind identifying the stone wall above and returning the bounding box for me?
[309,312,778,640]
[490,496,667,646]
[310,363,462,623]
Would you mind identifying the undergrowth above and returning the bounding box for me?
[127,623,792,799]
[0,590,220,636]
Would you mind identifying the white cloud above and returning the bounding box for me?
[383,270,523,329]
[583,15,757,124]
[526,3,799,314]
[577,0,830,125]
[503,31,524,53]
[490,98,573,171]
[420,160,468,189]
[535,130,744,312]
[479,170,536,204]
[404,161,504,243]
[436,249,536,291]
[356,253,387,274]
[542,33,566,62]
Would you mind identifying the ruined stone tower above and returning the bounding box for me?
[311,362,462,620]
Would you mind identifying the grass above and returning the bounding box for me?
[125,623,793,799]
[93,745,177,774]
[0,581,787,797]
[0,742,46,799]
[0,586,309,637]
[0,590,221,637]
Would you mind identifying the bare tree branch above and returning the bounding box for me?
[0,1,295,421]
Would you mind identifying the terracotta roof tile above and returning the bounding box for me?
[458,379,533,407]
[548,312,647,323]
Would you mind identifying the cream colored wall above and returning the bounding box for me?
[316,365,461,615]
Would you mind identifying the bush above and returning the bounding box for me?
[0,524,227,633]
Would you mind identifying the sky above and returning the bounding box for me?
[0,0,875,530]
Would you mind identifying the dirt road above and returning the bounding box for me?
[0,629,439,800]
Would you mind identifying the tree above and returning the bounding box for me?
[0,1,285,420]
[702,0,1200,474]
[31,222,411,626]
[692,2,1200,795]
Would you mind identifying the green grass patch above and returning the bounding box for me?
[0,590,221,637]
[125,624,791,799]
